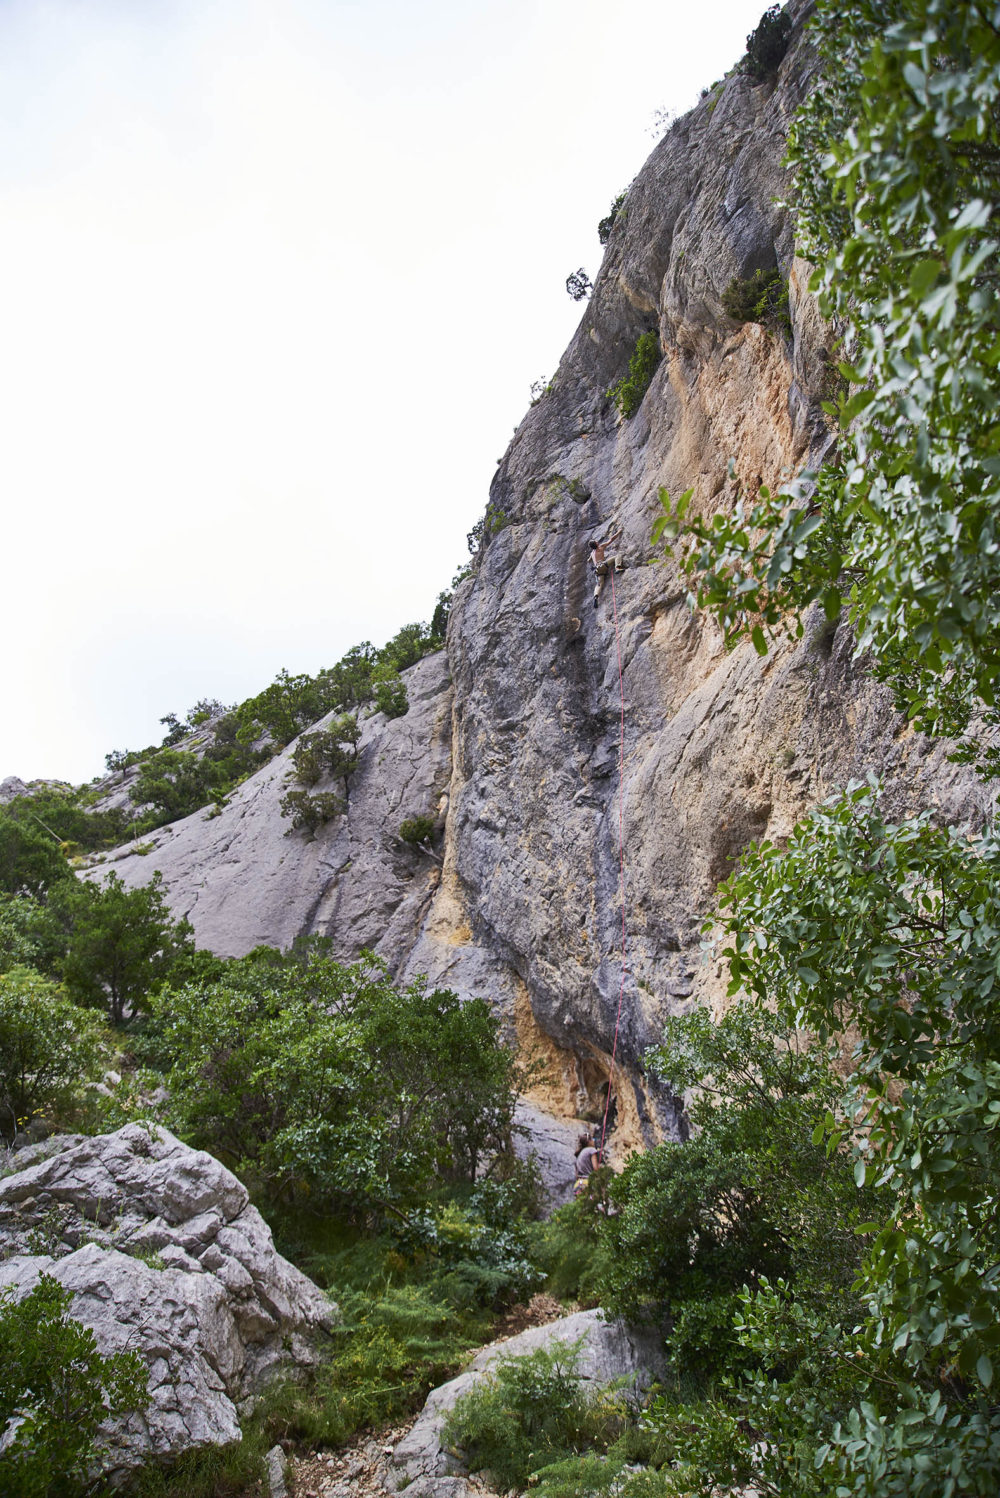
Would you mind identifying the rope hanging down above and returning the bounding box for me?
[598,566,628,1164]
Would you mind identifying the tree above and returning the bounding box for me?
[0,1274,148,1496]
[0,817,70,898]
[144,947,521,1221]
[654,0,1000,774]
[744,4,792,81]
[565,268,592,302]
[54,871,195,1026]
[0,967,108,1139]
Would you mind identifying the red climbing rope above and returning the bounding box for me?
[597,566,628,1165]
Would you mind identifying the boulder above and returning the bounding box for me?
[389,1308,665,1493]
[0,1124,335,1482]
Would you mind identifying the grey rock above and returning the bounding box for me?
[390,1308,665,1492]
[0,1125,335,1482]
[0,776,28,804]
[71,0,988,1157]
[264,1443,289,1498]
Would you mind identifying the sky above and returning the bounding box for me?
[0,0,771,784]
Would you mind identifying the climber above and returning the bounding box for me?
[590,529,624,609]
[573,1130,601,1194]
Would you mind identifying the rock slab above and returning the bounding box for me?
[0,1124,335,1481]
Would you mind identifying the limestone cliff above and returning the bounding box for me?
[93,0,986,1152]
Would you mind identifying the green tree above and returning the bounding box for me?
[607,331,661,419]
[54,871,195,1026]
[0,967,108,1139]
[0,817,70,898]
[0,1274,148,1497]
[144,948,521,1220]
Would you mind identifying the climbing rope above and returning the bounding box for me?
[597,565,628,1165]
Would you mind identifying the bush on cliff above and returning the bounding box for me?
[0,967,108,1140]
[607,332,661,419]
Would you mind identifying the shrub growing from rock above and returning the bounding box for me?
[0,1273,149,1495]
[721,267,790,333]
[744,3,792,80]
[607,332,661,419]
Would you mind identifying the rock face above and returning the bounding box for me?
[389,1307,666,1495]
[0,1125,334,1479]
[79,0,987,1149]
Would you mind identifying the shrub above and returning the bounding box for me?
[442,1342,627,1493]
[721,267,790,333]
[566,268,593,302]
[0,1273,149,1496]
[606,331,661,419]
[0,817,71,898]
[0,967,108,1139]
[373,665,408,719]
[399,816,436,849]
[53,871,196,1027]
[745,4,792,80]
[144,948,522,1221]
[598,190,628,246]
[278,788,344,835]
[467,505,509,557]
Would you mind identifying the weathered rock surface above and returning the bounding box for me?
[83,651,453,962]
[389,1308,666,1494]
[76,0,988,1153]
[0,1124,335,1480]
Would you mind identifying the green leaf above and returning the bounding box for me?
[751,625,768,656]
[978,1354,994,1388]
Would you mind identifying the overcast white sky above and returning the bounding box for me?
[1,0,770,784]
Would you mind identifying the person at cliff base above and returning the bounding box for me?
[573,1130,601,1194]
[590,529,624,608]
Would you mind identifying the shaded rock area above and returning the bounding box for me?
[0,1125,335,1481]
[388,1308,666,1495]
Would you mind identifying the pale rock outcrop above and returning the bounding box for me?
[0,1124,335,1480]
[83,651,453,962]
[388,1308,666,1495]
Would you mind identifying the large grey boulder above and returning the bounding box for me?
[389,1308,665,1494]
[0,1124,335,1481]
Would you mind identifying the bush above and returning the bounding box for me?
[745,4,792,80]
[721,267,790,333]
[399,816,436,849]
[0,1273,148,1496]
[53,871,196,1027]
[442,1341,627,1493]
[598,190,628,246]
[606,332,661,419]
[144,947,522,1221]
[0,967,109,1140]
[373,664,408,719]
[278,788,344,835]
[0,817,71,898]
[566,268,593,302]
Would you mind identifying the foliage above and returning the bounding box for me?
[143,945,522,1221]
[53,871,195,1026]
[720,267,790,333]
[602,1003,877,1380]
[129,748,224,826]
[566,268,593,301]
[467,503,509,557]
[531,1186,609,1309]
[744,3,792,81]
[711,782,1000,1495]
[0,816,71,898]
[443,1341,628,1494]
[278,787,344,835]
[399,815,436,849]
[0,1273,148,1497]
[287,716,361,793]
[2,787,133,857]
[607,332,661,419]
[598,190,629,246]
[655,0,1000,775]
[373,664,408,719]
[0,967,108,1140]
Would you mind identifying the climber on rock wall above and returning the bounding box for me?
[590,529,624,608]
